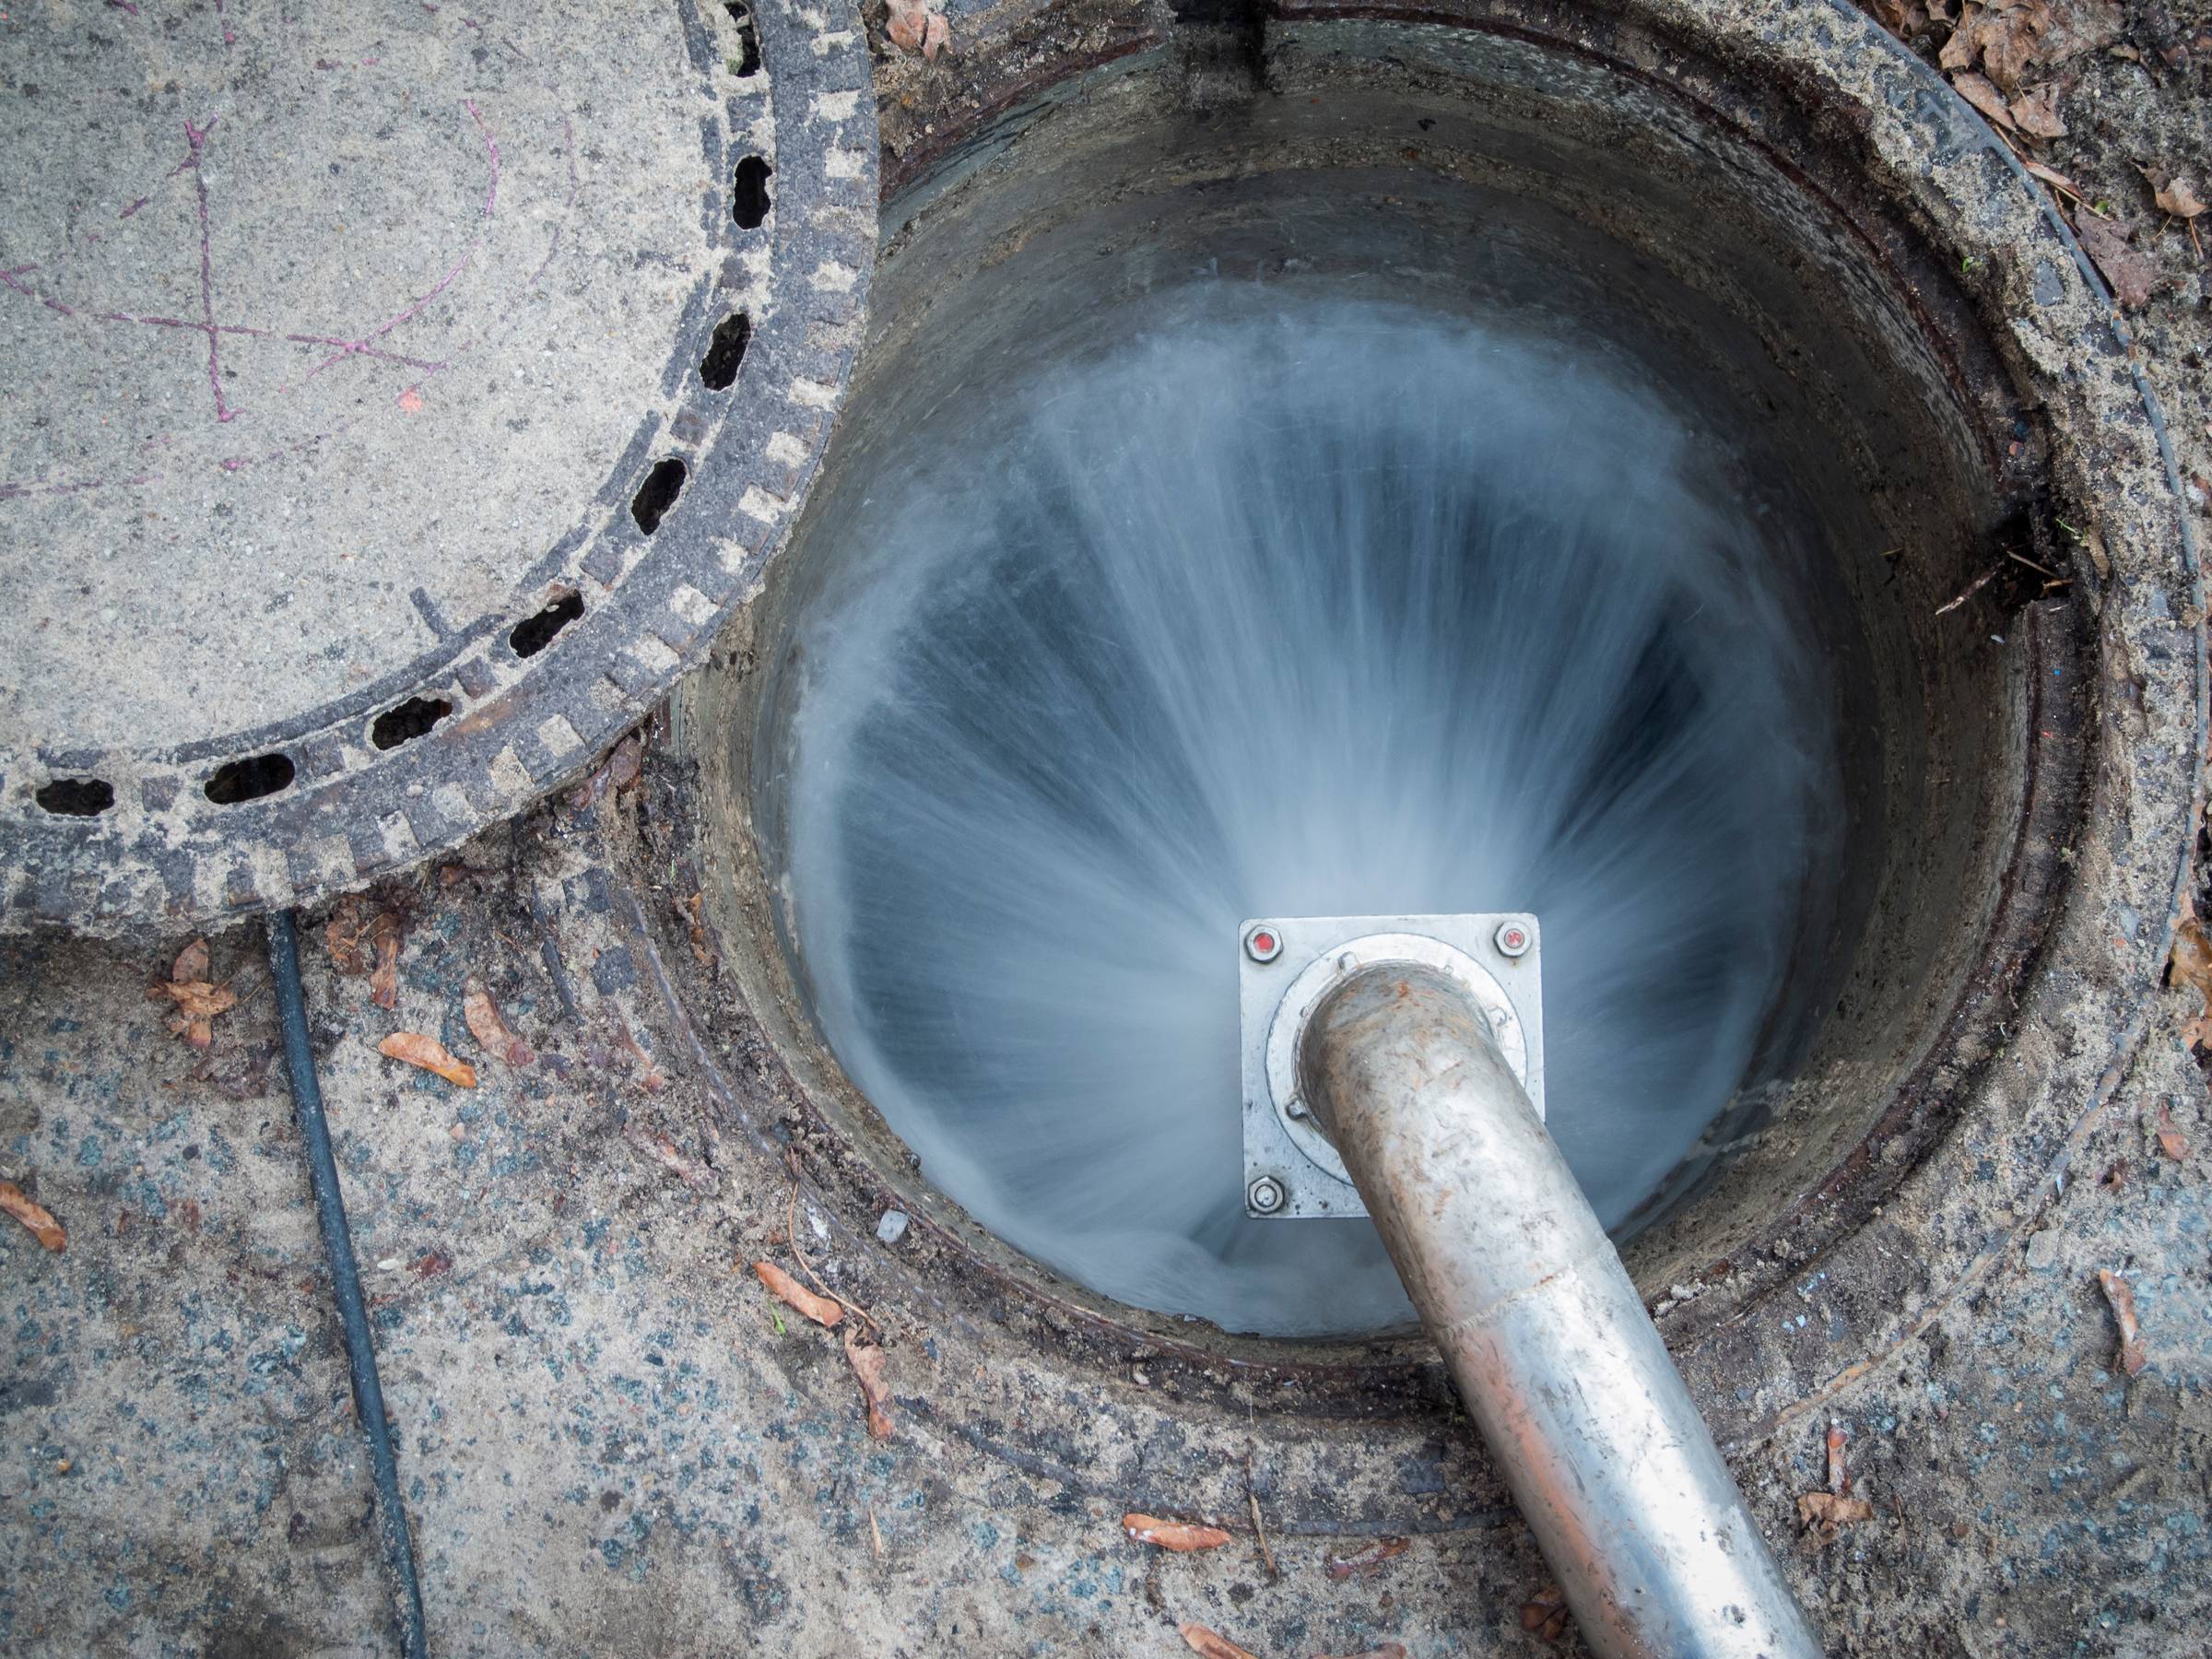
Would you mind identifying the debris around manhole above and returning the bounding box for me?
[2077,215,2159,308]
[2141,167,2206,221]
[754,1260,844,1327]
[463,978,535,1066]
[1826,1419,1853,1496]
[1797,1491,1877,1544]
[1323,1536,1410,1580]
[842,1328,896,1439]
[1179,1624,1260,1659]
[1124,1514,1232,1552]
[885,0,950,57]
[1520,1582,1571,1643]
[2167,915,2212,1045]
[153,936,238,1050]
[0,1180,65,1252]
[2153,1102,2190,1161]
[326,896,406,1009]
[2097,1268,2147,1376]
[630,1127,719,1193]
[875,1207,910,1244]
[377,1031,477,1088]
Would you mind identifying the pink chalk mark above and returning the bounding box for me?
[302,100,500,383]
[178,117,240,423]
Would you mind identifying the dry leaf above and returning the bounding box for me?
[1951,70,2017,128]
[2170,916,2212,1047]
[885,0,949,57]
[753,1260,844,1327]
[1798,1491,1877,1542]
[2008,87,2067,137]
[370,924,401,1009]
[2097,1268,2147,1375]
[1123,1513,1233,1552]
[0,1181,65,1252]
[2154,1104,2189,1162]
[1978,1,2051,90]
[1324,1535,1411,1580]
[172,937,210,984]
[326,897,372,973]
[2025,159,2086,198]
[462,978,535,1066]
[842,1329,895,1439]
[1826,1420,1851,1495]
[1939,12,1983,68]
[1180,1625,1260,1659]
[2077,216,2159,308]
[1520,1583,1571,1643]
[377,1031,477,1088]
[630,1128,718,1193]
[2147,171,2207,218]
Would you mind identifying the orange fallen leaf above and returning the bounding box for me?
[843,1328,895,1439]
[326,897,405,1006]
[2097,1268,2147,1376]
[1825,1420,1851,1496]
[2025,159,2086,199]
[370,924,401,1009]
[753,1260,843,1327]
[1123,1513,1233,1552]
[0,1181,65,1252]
[1180,1624,1259,1659]
[463,978,535,1065]
[156,973,237,1050]
[1798,1490,1876,1543]
[1950,69,2016,129]
[1520,1582,1571,1642]
[377,1031,477,1088]
[2170,917,2212,1047]
[2154,1103,2189,1162]
[1324,1535,1410,1580]
[172,937,210,984]
[885,0,949,57]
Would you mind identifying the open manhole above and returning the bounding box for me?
[664,0,2200,1406]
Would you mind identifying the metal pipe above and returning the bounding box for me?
[1299,965,1819,1659]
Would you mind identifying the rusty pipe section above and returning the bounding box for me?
[1300,966,1819,1659]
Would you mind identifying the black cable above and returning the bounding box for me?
[266,910,430,1658]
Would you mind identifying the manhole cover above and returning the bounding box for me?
[1,0,875,934]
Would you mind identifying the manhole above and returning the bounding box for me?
[665,0,2202,1426]
[0,0,876,935]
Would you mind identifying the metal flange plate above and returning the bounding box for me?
[1240,913,1545,1218]
[0,0,877,935]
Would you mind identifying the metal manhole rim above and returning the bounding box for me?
[1,0,879,939]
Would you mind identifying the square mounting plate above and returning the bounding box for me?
[1240,912,1544,1218]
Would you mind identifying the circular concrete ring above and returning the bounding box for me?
[659,0,2204,1486]
[0,0,877,936]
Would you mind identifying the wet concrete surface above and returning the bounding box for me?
[3,793,2208,1657]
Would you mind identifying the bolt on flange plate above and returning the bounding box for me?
[1240,913,1545,1218]
[0,0,877,935]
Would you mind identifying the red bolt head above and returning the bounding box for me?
[1243,924,1283,963]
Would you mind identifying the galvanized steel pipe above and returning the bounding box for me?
[1300,965,1820,1658]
